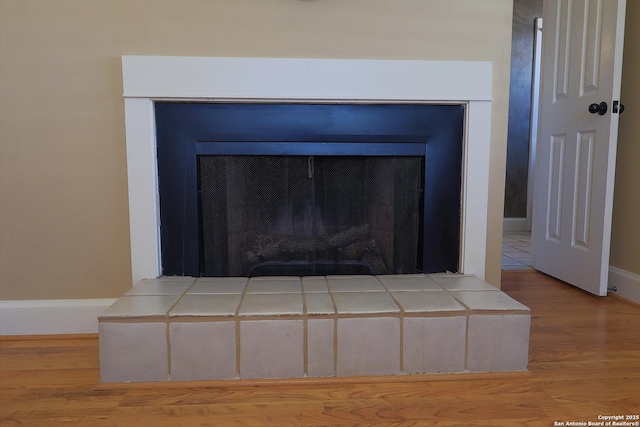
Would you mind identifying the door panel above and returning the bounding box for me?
[572,130,594,250]
[553,0,571,102]
[532,0,626,296]
[547,135,565,242]
[580,0,603,94]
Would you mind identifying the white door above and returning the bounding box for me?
[532,0,626,296]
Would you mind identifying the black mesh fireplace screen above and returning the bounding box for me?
[199,156,423,276]
[155,102,464,277]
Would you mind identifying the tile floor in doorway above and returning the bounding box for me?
[502,232,532,270]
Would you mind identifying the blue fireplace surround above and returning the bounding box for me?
[155,103,464,277]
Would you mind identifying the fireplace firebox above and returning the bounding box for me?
[156,103,463,277]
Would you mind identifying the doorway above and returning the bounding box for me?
[503,0,543,269]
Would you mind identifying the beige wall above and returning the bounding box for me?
[610,0,640,275]
[0,0,513,300]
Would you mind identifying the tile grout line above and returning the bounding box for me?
[235,278,249,379]
[379,278,405,373]
[326,278,339,377]
[164,278,196,381]
[302,281,308,377]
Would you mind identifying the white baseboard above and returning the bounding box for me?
[0,299,117,336]
[608,267,640,304]
[1,268,636,336]
[503,217,530,233]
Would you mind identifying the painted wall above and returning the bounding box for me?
[610,0,640,276]
[0,0,514,300]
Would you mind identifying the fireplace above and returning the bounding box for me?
[99,57,524,384]
[155,102,463,277]
[122,56,492,284]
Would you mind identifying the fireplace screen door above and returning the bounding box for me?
[199,155,424,276]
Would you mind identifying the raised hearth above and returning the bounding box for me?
[99,274,530,383]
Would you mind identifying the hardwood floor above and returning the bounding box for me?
[1,271,639,426]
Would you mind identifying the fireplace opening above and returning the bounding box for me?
[155,103,464,277]
[199,155,424,276]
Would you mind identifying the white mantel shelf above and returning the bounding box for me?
[122,56,492,101]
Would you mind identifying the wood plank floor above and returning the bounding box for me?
[1,271,639,426]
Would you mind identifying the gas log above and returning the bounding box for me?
[247,224,387,274]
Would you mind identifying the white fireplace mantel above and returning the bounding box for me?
[122,56,493,285]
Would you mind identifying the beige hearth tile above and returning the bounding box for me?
[304,293,335,315]
[307,318,335,377]
[337,317,400,376]
[378,275,441,291]
[392,291,465,313]
[431,275,499,291]
[169,294,241,317]
[245,276,302,294]
[403,316,466,374]
[332,292,400,314]
[187,277,247,294]
[302,276,329,293]
[466,314,531,372]
[326,275,385,292]
[169,322,237,381]
[451,290,530,312]
[100,295,180,318]
[99,322,168,382]
[238,293,304,316]
[125,278,194,296]
[240,320,304,379]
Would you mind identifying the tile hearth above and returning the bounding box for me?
[98,274,530,383]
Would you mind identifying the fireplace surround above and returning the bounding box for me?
[155,102,464,278]
[122,56,493,284]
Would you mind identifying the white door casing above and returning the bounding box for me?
[532,0,626,296]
